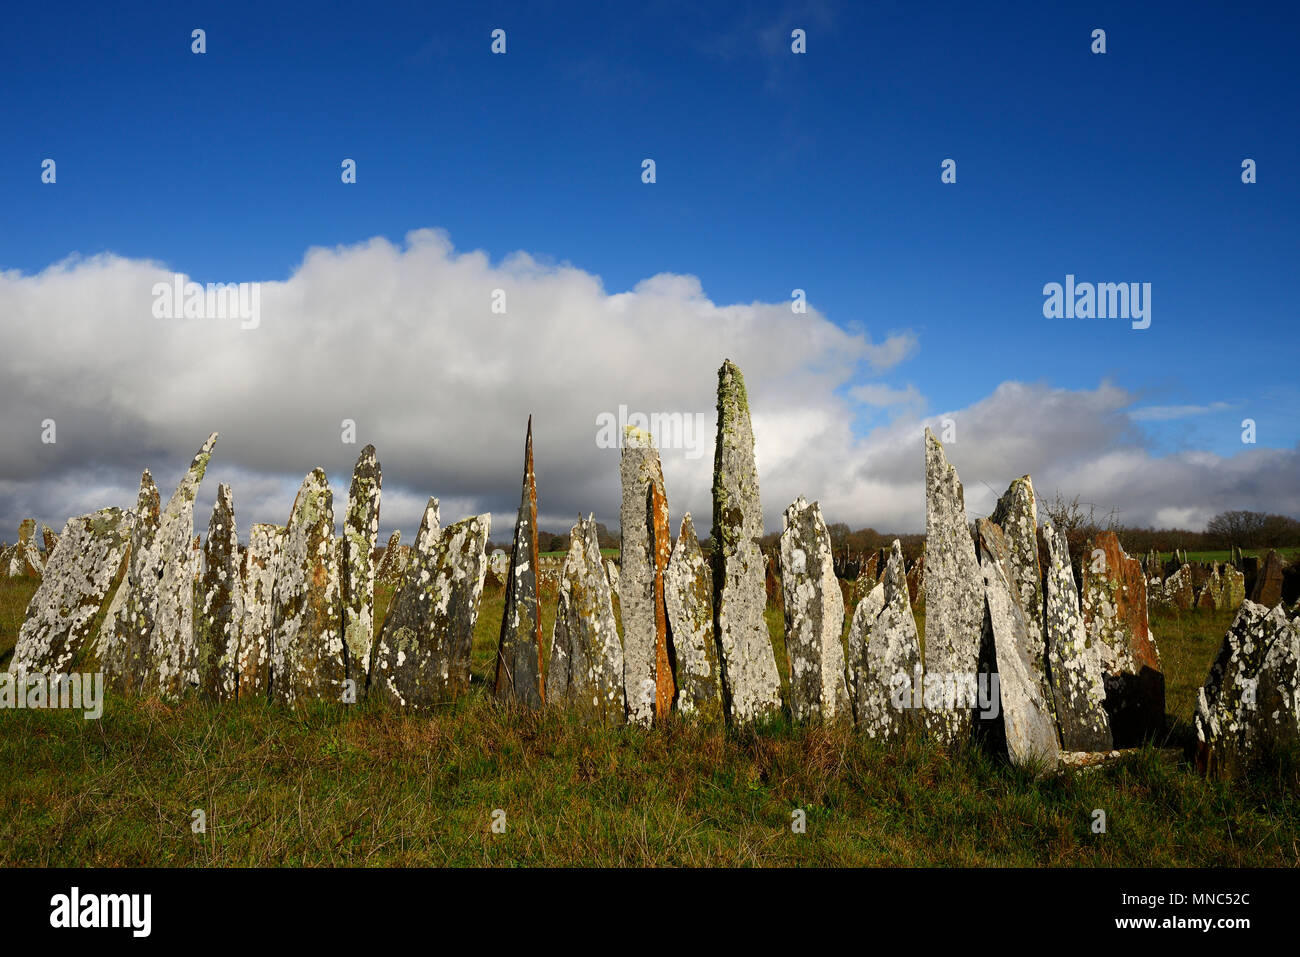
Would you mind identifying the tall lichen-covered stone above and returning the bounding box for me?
[977,519,1060,767]
[665,513,723,723]
[374,530,403,587]
[1164,564,1195,610]
[780,496,849,722]
[848,540,922,740]
[1042,523,1112,751]
[1221,564,1246,610]
[545,514,625,723]
[493,417,545,708]
[1195,601,1300,778]
[112,470,164,692]
[606,559,620,594]
[195,484,242,701]
[1251,549,1285,607]
[1081,530,1165,746]
[711,359,782,724]
[989,476,1043,636]
[371,506,490,708]
[8,508,133,676]
[238,523,282,699]
[147,432,219,698]
[853,552,879,605]
[1196,565,1223,611]
[922,427,983,744]
[270,468,345,704]
[619,427,671,726]
[341,444,381,685]
[648,480,676,719]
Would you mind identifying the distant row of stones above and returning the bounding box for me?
[5,359,1298,778]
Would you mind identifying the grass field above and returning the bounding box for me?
[0,572,1297,866]
[1155,547,1300,564]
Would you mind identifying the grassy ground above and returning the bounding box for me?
[1156,547,1300,564]
[1,573,1297,866]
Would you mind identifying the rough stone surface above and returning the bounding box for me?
[8,508,133,676]
[41,524,58,562]
[1251,549,1285,608]
[978,519,1060,767]
[1042,522,1113,751]
[7,519,43,577]
[238,523,282,699]
[780,496,849,722]
[922,427,984,744]
[711,360,782,724]
[341,444,381,685]
[1164,564,1196,610]
[371,506,490,708]
[664,513,723,722]
[374,530,404,587]
[196,484,242,701]
[1081,530,1165,746]
[906,555,925,605]
[649,480,676,719]
[270,468,345,704]
[1195,600,1300,778]
[494,417,545,708]
[606,559,620,594]
[1221,564,1247,610]
[108,471,163,691]
[545,514,625,723]
[619,427,671,726]
[989,476,1043,636]
[847,540,921,740]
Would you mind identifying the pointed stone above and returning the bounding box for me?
[238,523,282,699]
[113,471,163,693]
[977,519,1060,767]
[665,514,723,723]
[848,540,922,740]
[711,360,782,724]
[853,552,879,605]
[195,484,242,701]
[1042,523,1112,751]
[374,530,404,587]
[493,417,545,708]
[371,505,490,708]
[1081,530,1165,746]
[8,519,43,577]
[1251,549,1285,607]
[8,508,133,676]
[41,524,57,563]
[545,514,625,723]
[1196,565,1223,611]
[619,427,672,725]
[780,496,849,722]
[270,468,344,704]
[989,476,1043,636]
[341,444,382,685]
[922,427,984,744]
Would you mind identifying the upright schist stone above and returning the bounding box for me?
[648,480,676,719]
[341,444,381,686]
[270,468,345,704]
[1164,565,1195,610]
[922,427,983,744]
[108,471,163,691]
[7,508,133,676]
[711,360,782,724]
[8,519,43,577]
[493,417,545,708]
[238,523,282,699]
[989,476,1043,636]
[1041,523,1112,751]
[1221,564,1246,610]
[1195,601,1300,778]
[847,540,922,741]
[854,552,879,604]
[780,496,849,722]
[374,530,403,586]
[196,484,242,701]
[664,513,723,722]
[619,427,672,725]
[606,559,620,594]
[1081,530,1164,746]
[977,519,1060,767]
[41,524,57,563]
[1251,550,1285,608]
[906,555,925,605]
[545,514,625,723]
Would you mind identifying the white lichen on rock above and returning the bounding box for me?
[664,513,723,723]
[847,540,921,741]
[341,444,381,686]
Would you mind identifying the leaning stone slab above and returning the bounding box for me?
[848,540,922,741]
[1081,530,1164,746]
[977,519,1060,767]
[780,496,849,722]
[341,444,382,686]
[545,514,625,723]
[922,427,984,744]
[371,506,490,708]
[665,513,723,723]
[493,417,545,708]
[989,476,1043,637]
[711,359,782,724]
[237,523,283,699]
[1195,601,1300,778]
[8,508,133,676]
[196,484,242,701]
[1042,522,1112,751]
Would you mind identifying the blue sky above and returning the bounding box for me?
[1,1,1297,536]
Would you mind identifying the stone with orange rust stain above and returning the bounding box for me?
[649,479,676,720]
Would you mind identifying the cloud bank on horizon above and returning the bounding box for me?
[0,228,1295,542]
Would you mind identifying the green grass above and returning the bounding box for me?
[1155,547,1300,564]
[1,575,1297,866]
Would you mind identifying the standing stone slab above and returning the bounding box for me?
[493,417,545,708]
[1081,530,1165,746]
[110,471,163,691]
[41,524,58,563]
[848,540,922,741]
[1195,601,1300,778]
[780,496,849,722]
[545,514,625,723]
[977,519,1060,767]
[649,480,676,719]
[606,559,620,594]
[1042,523,1112,751]
[374,530,404,587]
[7,520,43,578]
[922,427,984,744]
[341,444,381,685]
[8,508,133,676]
[989,476,1043,636]
[711,360,782,724]
[270,468,345,704]
[619,427,672,726]
[1251,549,1285,608]
[1164,565,1195,610]
[665,514,724,723]
[371,506,491,708]
[1221,564,1247,610]
[238,523,282,699]
[196,484,242,701]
